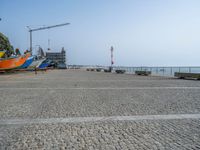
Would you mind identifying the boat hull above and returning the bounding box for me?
[29,58,46,68]
[0,51,5,58]
[20,56,34,69]
[0,53,30,70]
[38,62,49,69]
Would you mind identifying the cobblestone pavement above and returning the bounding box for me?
[0,70,200,149]
[1,120,200,150]
[1,88,200,119]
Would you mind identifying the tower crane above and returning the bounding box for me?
[27,22,70,53]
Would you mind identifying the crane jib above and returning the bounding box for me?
[27,22,70,53]
[29,23,70,32]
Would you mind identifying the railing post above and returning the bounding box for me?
[163,67,164,75]
[170,67,173,75]
[189,67,191,73]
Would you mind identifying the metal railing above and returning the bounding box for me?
[113,66,200,77]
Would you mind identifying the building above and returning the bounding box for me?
[46,47,66,64]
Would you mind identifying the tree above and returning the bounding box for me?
[0,32,14,57]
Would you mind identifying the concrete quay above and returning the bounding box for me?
[0,69,200,149]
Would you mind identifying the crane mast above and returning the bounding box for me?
[27,23,70,53]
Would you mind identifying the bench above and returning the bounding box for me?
[104,69,111,73]
[115,69,126,74]
[135,71,151,76]
[174,72,200,80]
[90,68,95,71]
[96,68,102,72]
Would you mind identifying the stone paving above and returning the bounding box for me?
[0,69,200,149]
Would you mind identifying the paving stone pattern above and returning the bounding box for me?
[0,70,200,149]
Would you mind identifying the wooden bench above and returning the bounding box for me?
[135,71,151,76]
[104,69,111,73]
[174,72,200,80]
[115,69,126,74]
[90,68,95,71]
[96,68,102,72]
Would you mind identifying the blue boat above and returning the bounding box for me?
[38,59,49,69]
[20,56,34,69]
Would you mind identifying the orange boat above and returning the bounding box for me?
[0,53,30,70]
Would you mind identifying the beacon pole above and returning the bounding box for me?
[110,46,114,72]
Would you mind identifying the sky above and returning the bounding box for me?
[1,0,200,66]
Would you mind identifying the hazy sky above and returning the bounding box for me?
[1,0,200,66]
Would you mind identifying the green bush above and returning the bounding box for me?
[0,32,14,57]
